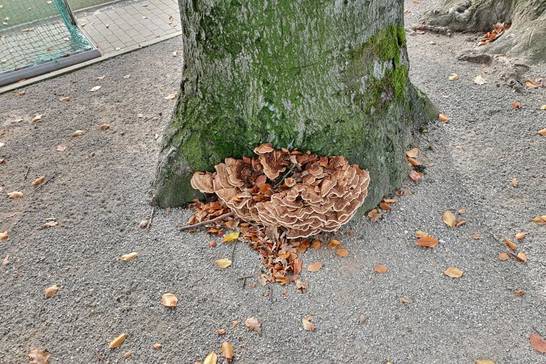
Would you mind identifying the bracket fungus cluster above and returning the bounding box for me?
[188,144,370,283]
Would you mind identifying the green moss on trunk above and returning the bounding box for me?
[154,0,436,209]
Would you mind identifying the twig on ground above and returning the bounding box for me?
[273,164,296,188]
[411,24,452,36]
[179,212,234,231]
[146,206,156,230]
[237,275,254,289]
[24,166,30,180]
[231,241,238,266]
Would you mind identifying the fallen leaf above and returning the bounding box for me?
[98,123,111,130]
[524,79,540,89]
[538,128,546,136]
[160,293,178,308]
[475,360,495,364]
[516,251,527,262]
[367,208,381,222]
[513,288,525,297]
[541,105,546,110]
[0,231,8,241]
[474,75,487,85]
[123,352,132,359]
[164,93,177,100]
[32,176,46,186]
[302,316,316,331]
[511,177,519,187]
[373,264,389,273]
[31,114,42,123]
[28,348,50,364]
[503,239,517,251]
[203,352,218,364]
[8,191,23,199]
[442,210,457,227]
[295,279,308,293]
[307,262,322,272]
[405,148,419,159]
[336,247,349,257]
[498,252,509,261]
[415,230,428,238]
[328,239,341,249]
[44,284,60,298]
[511,101,522,109]
[59,96,71,102]
[416,234,439,248]
[90,85,102,92]
[56,144,67,152]
[138,219,149,228]
[444,266,463,278]
[529,332,546,353]
[71,130,85,137]
[311,240,321,249]
[120,252,138,261]
[221,341,234,362]
[244,317,261,333]
[215,258,232,269]
[42,221,58,229]
[400,296,412,304]
[515,232,527,241]
[532,215,546,224]
[152,342,162,350]
[222,231,239,243]
[448,73,459,81]
[438,113,449,123]
[409,170,423,182]
[109,333,127,349]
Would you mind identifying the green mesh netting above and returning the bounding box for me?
[0,0,95,74]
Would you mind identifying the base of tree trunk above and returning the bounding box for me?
[421,0,545,63]
[153,2,437,211]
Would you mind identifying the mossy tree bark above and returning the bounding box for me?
[154,0,436,209]
[422,0,546,63]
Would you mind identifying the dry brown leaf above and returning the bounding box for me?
[222,231,239,243]
[373,264,389,273]
[160,293,178,308]
[415,230,427,238]
[302,316,316,332]
[307,262,322,272]
[42,221,58,229]
[28,348,50,364]
[295,279,308,293]
[513,288,525,297]
[498,252,509,261]
[516,251,527,262]
[503,239,517,252]
[367,208,381,222]
[524,79,540,89]
[416,235,439,248]
[120,252,138,261]
[32,176,46,186]
[438,113,449,123]
[511,177,519,187]
[475,360,495,364]
[31,114,42,123]
[311,240,321,249]
[44,284,60,298]
[529,332,546,353]
[98,123,111,130]
[442,210,457,228]
[511,101,522,109]
[409,170,423,182]
[56,144,67,152]
[152,342,162,350]
[444,266,463,278]
[71,130,85,137]
[328,239,341,249]
[221,341,234,362]
[109,333,127,349]
[336,247,349,257]
[244,317,261,333]
[203,352,218,364]
[8,191,23,199]
[59,96,71,102]
[538,128,546,136]
[405,148,419,159]
[215,258,232,269]
[400,296,412,304]
[515,232,527,241]
[123,351,133,359]
[0,231,8,241]
[532,215,546,225]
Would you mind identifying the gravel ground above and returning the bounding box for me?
[1,3,545,363]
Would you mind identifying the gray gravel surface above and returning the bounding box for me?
[1,4,545,364]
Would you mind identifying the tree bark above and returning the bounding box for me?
[422,0,546,63]
[154,0,436,209]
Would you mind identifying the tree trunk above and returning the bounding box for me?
[422,0,546,63]
[153,0,436,209]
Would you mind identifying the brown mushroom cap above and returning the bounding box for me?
[189,146,370,238]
